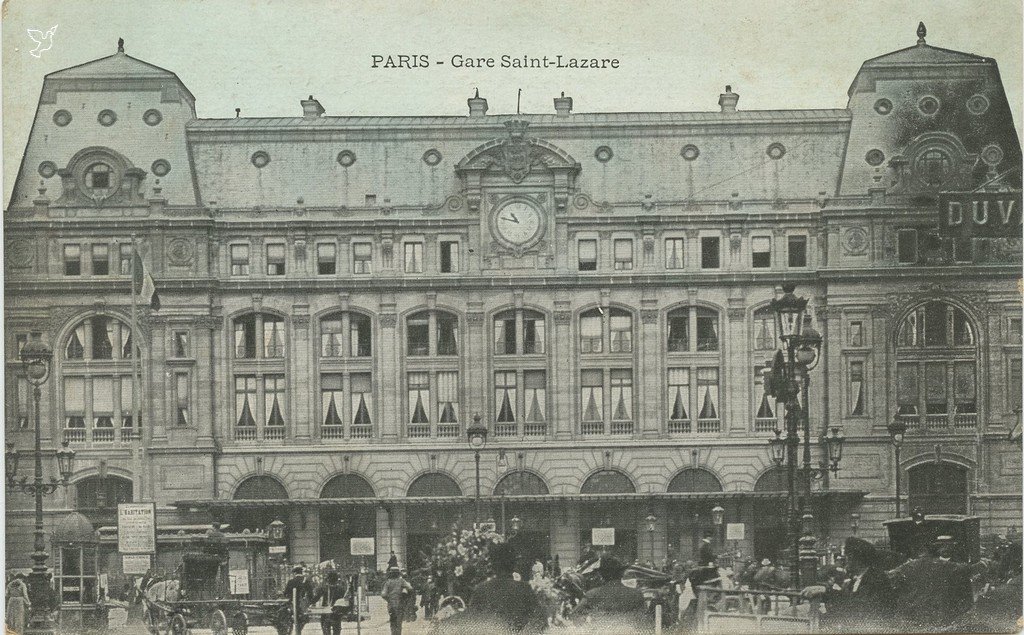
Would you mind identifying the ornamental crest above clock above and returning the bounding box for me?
[488,197,547,257]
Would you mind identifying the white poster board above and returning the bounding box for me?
[350,537,375,556]
[229,569,250,595]
[726,523,746,541]
[117,503,157,554]
[269,545,287,554]
[122,554,151,575]
[592,527,615,546]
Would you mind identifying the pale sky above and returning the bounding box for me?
[3,0,1022,205]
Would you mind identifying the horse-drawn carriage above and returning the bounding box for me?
[141,533,291,635]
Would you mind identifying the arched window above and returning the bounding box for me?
[494,309,545,355]
[896,302,978,430]
[234,313,285,359]
[233,313,288,442]
[320,311,371,358]
[75,475,133,511]
[405,310,461,439]
[231,476,288,532]
[579,308,632,354]
[753,468,788,492]
[667,468,723,493]
[318,311,374,441]
[579,307,635,437]
[319,474,375,568]
[666,306,723,434]
[580,470,636,494]
[62,316,140,444]
[407,473,463,497]
[908,462,969,515]
[494,471,549,496]
[320,474,375,499]
[493,309,549,439]
[753,307,783,432]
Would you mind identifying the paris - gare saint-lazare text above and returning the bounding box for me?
[371,54,620,69]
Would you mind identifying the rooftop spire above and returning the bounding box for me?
[916,21,927,45]
[117,37,124,53]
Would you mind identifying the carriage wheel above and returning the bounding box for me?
[210,609,228,635]
[166,613,189,635]
[143,606,162,635]
[230,610,248,635]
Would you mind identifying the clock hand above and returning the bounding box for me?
[510,213,520,223]
[500,215,520,224]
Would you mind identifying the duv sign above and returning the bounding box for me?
[940,192,1022,237]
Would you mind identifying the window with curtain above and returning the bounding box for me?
[495,371,517,423]
[668,312,689,352]
[751,236,771,268]
[523,313,545,354]
[351,373,373,426]
[696,309,719,351]
[352,242,372,274]
[954,362,976,414]
[436,371,459,423]
[668,368,690,422]
[580,311,603,353]
[321,374,343,427]
[897,363,919,416]
[696,368,719,420]
[610,310,633,353]
[263,318,284,358]
[64,244,81,276]
[93,377,114,430]
[754,366,776,420]
[407,314,429,356]
[92,319,113,359]
[266,243,286,275]
[436,314,458,355]
[849,361,865,416]
[581,370,604,422]
[610,370,632,421]
[321,319,343,357]
[404,242,424,273]
[494,314,516,354]
[408,372,430,424]
[613,239,633,270]
[524,371,546,422]
[120,377,134,430]
[351,314,372,357]
[235,376,257,427]
[665,238,685,269]
[753,308,776,350]
[92,244,109,276]
[317,243,336,275]
[925,363,947,415]
[66,323,86,359]
[230,244,250,275]
[175,373,189,426]
[578,239,598,271]
[264,376,285,428]
[64,377,86,429]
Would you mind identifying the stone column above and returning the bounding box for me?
[552,301,573,439]
[379,297,399,441]
[291,310,312,441]
[727,303,749,435]
[639,301,661,437]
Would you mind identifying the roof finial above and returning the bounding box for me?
[474,88,479,99]
[235,108,240,118]
[916,21,927,44]
[117,37,124,53]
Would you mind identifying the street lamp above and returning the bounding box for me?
[887,415,908,518]
[711,505,725,552]
[509,516,522,535]
[7,340,76,635]
[645,513,657,563]
[467,414,488,526]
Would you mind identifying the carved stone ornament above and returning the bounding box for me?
[166,237,195,266]
[553,311,572,324]
[843,227,869,255]
[379,314,398,329]
[293,315,311,328]
[885,285,988,325]
[643,235,655,255]
[466,313,485,325]
[728,307,747,321]
[5,239,35,268]
[55,146,147,208]
[729,233,743,253]
[193,316,225,330]
[640,309,659,325]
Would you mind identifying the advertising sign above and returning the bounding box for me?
[592,527,615,546]
[117,503,157,554]
[122,554,151,575]
[939,191,1022,237]
[726,523,746,541]
[229,570,250,595]
[350,537,375,556]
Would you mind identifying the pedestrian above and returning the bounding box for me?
[552,555,561,578]
[282,565,313,634]
[802,537,893,633]
[380,566,412,635]
[310,566,347,635]
[887,535,975,632]
[420,575,437,619]
[457,542,546,633]
[574,556,652,633]
[697,530,716,567]
[6,573,31,635]
[387,551,399,569]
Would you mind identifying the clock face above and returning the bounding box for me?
[494,202,543,246]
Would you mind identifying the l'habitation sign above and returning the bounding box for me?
[117,503,157,554]
[939,192,1022,237]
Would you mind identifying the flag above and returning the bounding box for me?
[133,249,161,310]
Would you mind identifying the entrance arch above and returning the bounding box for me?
[405,473,465,570]
[752,467,789,562]
[231,475,288,532]
[579,470,637,561]
[908,462,969,515]
[666,468,723,563]
[319,474,376,570]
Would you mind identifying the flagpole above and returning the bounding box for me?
[130,234,141,447]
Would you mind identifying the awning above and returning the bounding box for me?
[173,490,867,511]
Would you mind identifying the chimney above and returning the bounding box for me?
[301,95,325,118]
[554,92,573,116]
[718,85,739,112]
[467,89,488,117]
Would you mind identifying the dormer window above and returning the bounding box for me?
[84,163,114,196]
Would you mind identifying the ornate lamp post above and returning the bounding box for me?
[711,505,725,552]
[267,518,287,592]
[7,341,76,635]
[645,513,657,563]
[467,414,488,526]
[887,415,908,518]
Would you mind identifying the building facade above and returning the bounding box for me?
[6,28,1022,575]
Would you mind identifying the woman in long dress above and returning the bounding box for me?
[6,573,32,635]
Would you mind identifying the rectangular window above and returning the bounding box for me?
[263,319,284,358]
[580,369,604,422]
[264,375,286,428]
[119,376,135,432]
[495,317,516,355]
[407,316,429,356]
[230,244,250,275]
[436,371,459,423]
[613,239,633,271]
[266,244,286,275]
[64,377,86,430]
[495,371,517,423]
[317,243,337,275]
[849,361,866,416]
[754,366,776,429]
[696,312,719,351]
[849,321,864,347]
[1009,318,1023,345]
[580,314,603,353]
[351,316,372,357]
[523,315,545,354]
[897,229,918,264]
[1010,360,1022,413]
[234,376,257,427]
[701,237,720,269]
[524,371,546,422]
[610,370,633,421]
[436,314,459,355]
[925,362,947,415]
[954,362,977,416]
[440,241,459,273]
[404,242,424,273]
[578,239,598,271]
[92,377,114,435]
[365,194,377,206]
[610,314,632,353]
[668,368,691,428]
[119,244,133,275]
[92,244,110,276]
[64,244,81,276]
[408,372,431,424]
[896,363,919,416]
[234,320,256,359]
[175,373,190,426]
[352,242,372,274]
[668,314,689,352]
[350,373,373,426]
[751,237,771,268]
[321,374,343,428]
[696,368,720,421]
[753,314,775,350]
[665,238,685,270]
[788,235,808,268]
[321,319,343,357]
[171,331,189,358]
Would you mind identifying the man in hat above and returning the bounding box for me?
[380,565,412,635]
[803,537,893,633]
[887,535,974,631]
[697,530,717,567]
[282,565,313,634]
[574,556,651,632]
[449,542,545,634]
[311,563,348,635]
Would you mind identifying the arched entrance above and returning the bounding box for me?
[231,476,288,532]
[579,470,637,561]
[319,474,375,571]
[753,468,789,562]
[405,473,464,570]
[666,468,723,563]
[74,475,133,527]
[493,472,550,571]
[908,462,969,515]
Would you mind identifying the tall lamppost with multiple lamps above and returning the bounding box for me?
[6,341,76,635]
[645,513,657,563]
[467,414,489,526]
[887,415,908,518]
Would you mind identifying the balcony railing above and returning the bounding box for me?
[92,428,115,442]
[900,413,978,432]
[610,421,634,435]
[408,424,431,439]
[696,419,721,433]
[668,420,691,434]
[120,428,140,442]
[754,418,777,433]
[493,423,518,438]
[437,424,460,439]
[234,426,258,441]
[350,424,373,439]
[523,423,546,437]
[322,425,344,440]
[954,413,977,429]
[581,421,604,436]
[63,428,86,443]
[264,426,285,441]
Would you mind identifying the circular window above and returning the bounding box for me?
[594,146,613,163]
[98,109,118,127]
[865,149,886,166]
[38,161,58,179]
[251,151,270,168]
[84,162,115,196]
[143,109,163,126]
[766,143,786,160]
[913,147,954,188]
[917,96,940,116]
[873,98,893,115]
[151,159,171,177]
[336,150,356,167]
[981,144,1004,167]
[53,110,72,127]
[422,149,442,166]
[681,144,700,161]
[966,94,989,116]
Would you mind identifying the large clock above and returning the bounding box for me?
[493,201,543,247]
